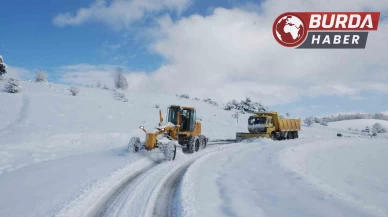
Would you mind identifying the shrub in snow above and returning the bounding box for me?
[69,85,80,96]
[96,80,101,88]
[155,104,159,108]
[304,116,314,126]
[320,120,328,126]
[4,78,22,93]
[372,123,387,133]
[114,68,128,90]
[194,97,200,101]
[179,94,190,99]
[286,112,290,117]
[113,90,128,102]
[203,98,219,106]
[102,85,109,90]
[0,56,7,76]
[35,71,47,82]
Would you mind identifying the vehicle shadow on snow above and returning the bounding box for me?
[116,146,165,162]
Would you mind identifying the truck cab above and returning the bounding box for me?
[248,114,274,133]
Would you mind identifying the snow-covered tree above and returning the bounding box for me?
[372,123,387,133]
[114,68,128,90]
[69,85,80,96]
[35,71,47,82]
[224,97,266,113]
[113,90,128,102]
[203,98,218,106]
[96,80,101,88]
[286,112,290,117]
[4,78,22,93]
[304,116,314,126]
[320,120,328,126]
[0,56,7,77]
[179,94,190,99]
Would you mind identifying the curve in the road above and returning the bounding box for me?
[151,161,192,217]
[93,160,163,217]
[90,142,237,217]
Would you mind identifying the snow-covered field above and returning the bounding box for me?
[0,81,387,217]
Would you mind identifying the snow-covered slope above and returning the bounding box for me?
[1,80,387,217]
[0,81,247,173]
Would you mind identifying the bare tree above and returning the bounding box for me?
[114,68,128,90]
[69,85,80,96]
[35,70,47,82]
[232,111,240,123]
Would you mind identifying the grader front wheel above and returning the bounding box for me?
[128,137,142,153]
[161,141,177,161]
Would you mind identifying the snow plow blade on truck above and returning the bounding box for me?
[236,112,301,141]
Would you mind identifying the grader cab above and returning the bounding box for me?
[127,105,208,160]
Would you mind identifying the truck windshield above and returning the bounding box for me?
[248,117,267,125]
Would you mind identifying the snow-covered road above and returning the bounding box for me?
[178,138,387,217]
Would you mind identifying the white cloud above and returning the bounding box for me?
[129,4,388,105]
[3,66,32,80]
[53,0,193,29]
[55,0,388,106]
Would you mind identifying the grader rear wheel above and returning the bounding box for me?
[188,136,199,153]
[201,136,208,149]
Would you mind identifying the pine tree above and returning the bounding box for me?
[0,56,8,77]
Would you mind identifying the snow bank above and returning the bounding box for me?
[279,138,388,217]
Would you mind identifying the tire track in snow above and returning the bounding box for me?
[0,95,29,136]
[93,160,163,217]
[92,142,237,217]
[151,162,192,217]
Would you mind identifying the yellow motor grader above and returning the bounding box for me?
[127,105,208,160]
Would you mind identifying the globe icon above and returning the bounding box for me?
[275,15,305,45]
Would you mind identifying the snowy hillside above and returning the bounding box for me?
[0,81,248,174]
[328,119,388,131]
[0,80,387,217]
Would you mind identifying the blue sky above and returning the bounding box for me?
[0,0,242,71]
[1,0,387,117]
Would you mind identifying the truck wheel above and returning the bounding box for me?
[270,132,276,141]
[287,132,292,140]
[188,136,198,153]
[200,136,207,149]
[294,131,299,139]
